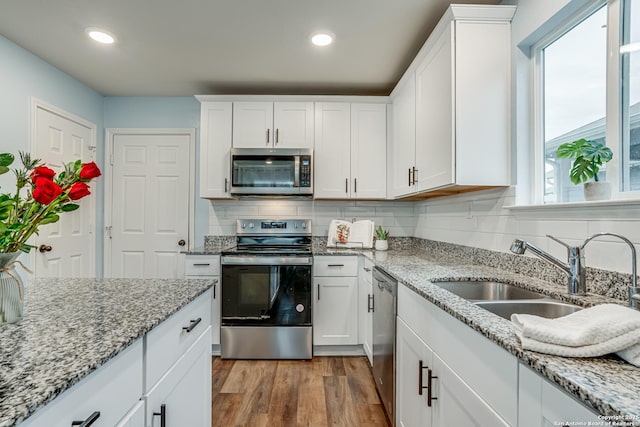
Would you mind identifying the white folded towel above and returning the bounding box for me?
[511,303,640,367]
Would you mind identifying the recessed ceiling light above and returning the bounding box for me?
[310,31,335,47]
[86,27,116,44]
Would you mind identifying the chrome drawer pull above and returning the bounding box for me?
[192,263,210,266]
[71,412,100,427]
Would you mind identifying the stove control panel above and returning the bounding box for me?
[236,219,312,235]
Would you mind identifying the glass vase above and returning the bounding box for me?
[0,252,24,324]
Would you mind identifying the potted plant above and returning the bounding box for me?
[555,138,613,201]
[375,225,389,251]
[0,151,101,323]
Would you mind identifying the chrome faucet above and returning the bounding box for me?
[510,233,639,308]
[510,235,586,295]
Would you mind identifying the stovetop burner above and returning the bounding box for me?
[222,219,313,256]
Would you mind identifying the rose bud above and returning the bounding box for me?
[79,161,101,180]
[30,166,56,182]
[33,178,63,205]
[68,181,91,200]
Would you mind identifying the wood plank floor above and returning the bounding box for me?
[212,356,390,427]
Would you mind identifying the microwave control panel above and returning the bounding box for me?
[300,156,312,188]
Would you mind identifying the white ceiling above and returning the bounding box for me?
[0,0,500,97]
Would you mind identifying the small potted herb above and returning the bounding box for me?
[375,225,389,251]
[555,138,613,201]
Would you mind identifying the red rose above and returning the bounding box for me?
[68,181,91,200]
[30,166,56,182]
[79,162,101,180]
[32,178,63,205]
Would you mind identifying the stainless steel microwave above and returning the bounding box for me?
[230,148,313,196]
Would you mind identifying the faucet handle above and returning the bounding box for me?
[546,234,573,249]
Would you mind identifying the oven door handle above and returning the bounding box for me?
[221,256,313,265]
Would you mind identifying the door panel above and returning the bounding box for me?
[109,132,191,278]
[33,105,96,278]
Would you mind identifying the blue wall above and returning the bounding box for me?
[1,35,208,275]
[103,97,207,250]
[0,35,105,272]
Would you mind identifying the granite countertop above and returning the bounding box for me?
[345,247,639,421]
[0,277,213,427]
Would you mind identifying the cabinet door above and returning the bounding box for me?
[199,102,232,198]
[146,326,212,427]
[390,75,417,198]
[314,102,352,199]
[313,276,358,345]
[350,103,387,199]
[232,102,274,148]
[415,21,454,192]
[273,102,314,148]
[396,318,432,427]
[358,262,373,365]
[431,352,509,427]
[115,401,144,427]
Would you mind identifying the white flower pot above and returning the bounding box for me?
[375,240,388,251]
[583,181,612,201]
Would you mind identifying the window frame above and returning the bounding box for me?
[531,0,639,204]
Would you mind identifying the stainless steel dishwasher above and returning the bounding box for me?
[372,267,397,425]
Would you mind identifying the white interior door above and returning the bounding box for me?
[107,130,193,278]
[32,101,97,278]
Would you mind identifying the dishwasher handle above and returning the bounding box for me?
[373,267,397,295]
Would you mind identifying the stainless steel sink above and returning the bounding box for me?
[475,300,583,320]
[434,280,547,301]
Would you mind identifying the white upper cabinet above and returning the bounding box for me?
[389,5,515,198]
[199,102,233,199]
[315,102,387,199]
[232,101,314,149]
[390,75,416,198]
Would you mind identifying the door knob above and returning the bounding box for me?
[39,244,52,253]
[178,239,186,246]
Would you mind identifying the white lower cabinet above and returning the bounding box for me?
[313,256,359,346]
[397,283,516,426]
[115,401,145,427]
[358,257,374,364]
[518,363,599,427]
[145,326,212,427]
[20,340,143,427]
[184,255,221,350]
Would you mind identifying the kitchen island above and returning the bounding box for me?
[0,277,213,427]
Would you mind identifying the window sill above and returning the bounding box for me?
[505,198,640,211]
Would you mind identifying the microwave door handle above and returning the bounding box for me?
[294,156,300,188]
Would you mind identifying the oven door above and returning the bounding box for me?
[221,256,312,326]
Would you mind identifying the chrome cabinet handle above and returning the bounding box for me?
[182,317,202,333]
[266,129,270,144]
[354,178,357,193]
[327,264,344,267]
[317,283,320,300]
[224,178,228,193]
[153,404,166,427]
[363,267,371,272]
[367,294,374,313]
[427,368,438,407]
[408,167,412,186]
[193,263,210,266]
[275,128,279,144]
[71,412,100,427]
[345,178,348,193]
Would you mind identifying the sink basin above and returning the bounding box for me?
[434,280,547,301]
[475,300,583,320]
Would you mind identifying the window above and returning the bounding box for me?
[541,5,607,203]
[621,0,640,192]
[536,0,639,203]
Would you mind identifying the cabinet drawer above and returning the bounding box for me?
[146,289,212,392]
[314,256,358,276]
[21,340,143,427]
[185,255,220,276]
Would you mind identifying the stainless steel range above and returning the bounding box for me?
[220,219,313,359]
